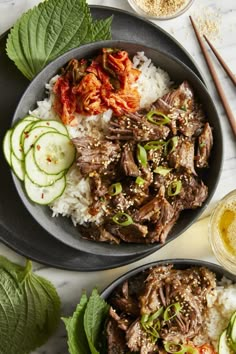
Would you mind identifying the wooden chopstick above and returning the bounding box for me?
[189,16,236,137]
[203,34,236,86]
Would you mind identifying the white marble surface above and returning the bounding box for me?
[0,0,236,353]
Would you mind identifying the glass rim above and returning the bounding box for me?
[208,189,236,274]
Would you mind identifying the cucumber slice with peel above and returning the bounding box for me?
[219,330,232,354]
[11,120,34,160]
[227,311,236,336]
[25,148,65,187]
[4,116,71,204]
[32,120,68,135]
[24,174,66,205]
[20,121,37,145]
[34,132,75,175]
[229,314,236,352]
[23,126,56,154]
[3,129,12,166]
[22,116,40,122]
[11,153,25,181]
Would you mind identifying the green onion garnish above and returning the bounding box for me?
[164,342,185,354]
[164,136,178,155]
[141,314,149,324]
[108,182,122,196]
[146,110,171,125]
[180,105,187,111]
[135,176,146,186]
[146,307,164,324]
[140,307,163,339]
[143,325,159,342]
[112,212,133,226]
[199,141,206,148]
[137,144,147,167]
[164,342,199,354]
[167,181,182,196]
[141,312,160,343]
[163,302,181,321]
[183,345,199,354]
[143,140,166,151]
[153,166,172,176]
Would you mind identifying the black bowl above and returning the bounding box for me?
[12,40,223,257]
[101,259,236,299]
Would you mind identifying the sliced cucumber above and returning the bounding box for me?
[23,126,56,155]
[22,116,40,122]
[229,315,236,352]
[219,330,232,354]
[20,121,37,146]
[4,116,71,205]
[3,129,12,166]
[32,120,68,135]
[24,174,66,205]
[34,132,75,175]
[227,311,236,335]
[11,153,25,181]
[25,148,65,187]
[11,120,34,160]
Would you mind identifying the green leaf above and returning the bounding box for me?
[92,17,113,41]
[0,256,61,354]
[6,0,113,80]
[62,292,90,354]
[84,288,110,354]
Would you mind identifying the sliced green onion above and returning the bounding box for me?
[137,144,147,167]
[153,318,161,331]
[141,307,164,326]
[147,307,164,323]
[154,166,172,176]
[108,182,122,196]
[146,110,171,125]
[141,314,149,325]
[141,321,160,343]
[165,136,179,155]
[143,325,159,342]
[167,181,182,196]
[164,342,186,354]
[180,105,187,111]
[140,308,163,342]
[163,302,181,321]
[112,212,133,226]
[135,176,146,186]
[143,140,166,151]
[183,345,199,354]
[199,141,206,148]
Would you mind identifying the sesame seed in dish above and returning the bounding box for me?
[128,0,194,20]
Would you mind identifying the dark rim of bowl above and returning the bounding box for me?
[101,258,236,299]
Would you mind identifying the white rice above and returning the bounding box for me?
[192,279,236,350]
[205,280,236,349]
[31,52,172,225]
[133,51,173,109]
[50,166,106,226]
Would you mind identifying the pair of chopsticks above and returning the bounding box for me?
[189,16,236,137]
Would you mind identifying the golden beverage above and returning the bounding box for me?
[209,190,236,274]
[217,202,236,256]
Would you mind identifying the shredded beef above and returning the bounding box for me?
[72,81,212,245]
[105,265,216,353]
